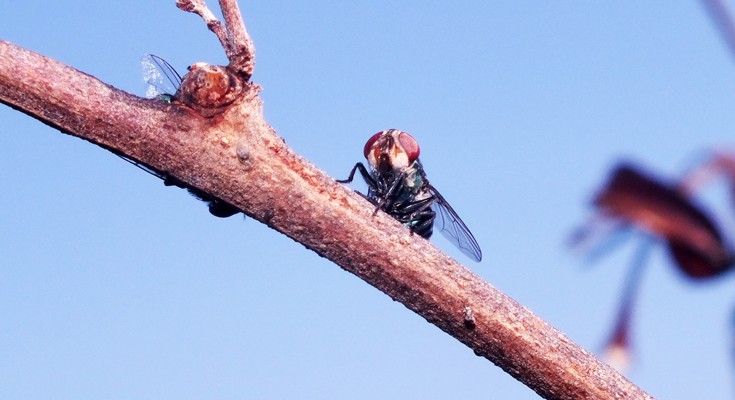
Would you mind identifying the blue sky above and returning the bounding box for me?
[3,2,735,398]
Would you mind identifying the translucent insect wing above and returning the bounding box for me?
[430,187,483,262]
[141,54,182,99]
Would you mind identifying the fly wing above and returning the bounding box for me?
[116,153,169,182]
[141,54,182,99]
[429,186,483,262]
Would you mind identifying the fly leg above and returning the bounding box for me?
[337,163,375,186]
[353,191,378,207]
[398,196,436,239]
[340,163,404,217]
[371,171,406,215]
[337,162,382,212]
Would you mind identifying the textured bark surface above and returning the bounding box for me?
[0,35,653,400]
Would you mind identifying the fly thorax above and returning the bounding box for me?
[401,164,430,198]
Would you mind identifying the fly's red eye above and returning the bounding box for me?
[363,131,385,159]
[397,131,420,162]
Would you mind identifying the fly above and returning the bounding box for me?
[117,154,241,218]
[111,54,240,218]
[338,129,482,262]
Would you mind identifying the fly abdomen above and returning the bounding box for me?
[408,209,436,239]
[387,196,436,239]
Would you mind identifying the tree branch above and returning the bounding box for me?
[0,9,652,398]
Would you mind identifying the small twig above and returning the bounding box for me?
[678,150,735,195]
[176,0,255,78]
[701,0,735,61]
[176,0,231,54]
[218,0,255,76]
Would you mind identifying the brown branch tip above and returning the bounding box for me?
[176,0,255,78]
